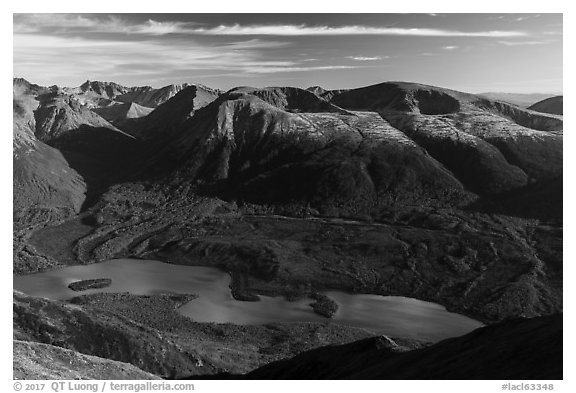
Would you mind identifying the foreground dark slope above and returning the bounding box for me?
[247,314,562,380]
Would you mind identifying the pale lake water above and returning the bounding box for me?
[13,258,483,342]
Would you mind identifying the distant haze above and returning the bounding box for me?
[13,13,562,94]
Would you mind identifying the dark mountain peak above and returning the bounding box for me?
[528,96,563,115]
[329,81,563,131]
[157,82,222,99]
[133,82,475,211]
[80,79,126,89]
[225,86,349,114]
[13,77,32,87]
[33,92,125,143]
[329,81,468,115]
[306,85,328,96]
[79,80,132,100]
[116,84,221,141]
[115,83,200,108]
[147,84,216,120]
[196,83,223,95]
[13,78,48,96]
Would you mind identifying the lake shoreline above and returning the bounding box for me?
[14,258,483,342]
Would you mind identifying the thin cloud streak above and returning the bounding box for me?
[13,33,304,84]
[14,15,528,38]
[347,56,382,61]
[246,65,358,74]
[193,24,528,37]
[223,39,291,49]
[497,40,554,46]
[14,14,193,36]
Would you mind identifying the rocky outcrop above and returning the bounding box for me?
[14,340,160,380]
[13,78,49,96]
[79,80,133,101]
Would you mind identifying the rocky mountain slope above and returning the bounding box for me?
[13,78,50,96]
[135,86,472,213]
[329,82,562,186]
[13,291,213,378]
[119,84,220,141]
[115,83,216,108]
[13,91,86,226]
[13,79,143,273]
[33,91,135,150]
[14,340,161,380]
[247,314,562,379]
[528,96,563,115]
[92,102,154,124]
[108,82,562,218]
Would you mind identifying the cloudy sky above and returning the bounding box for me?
[13,13,562,93]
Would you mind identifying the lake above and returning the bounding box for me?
[13,258,483,341]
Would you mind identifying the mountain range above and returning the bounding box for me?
[13,77,563,379]
[477,92,561,108]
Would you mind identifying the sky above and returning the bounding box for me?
[13,13,563,93]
